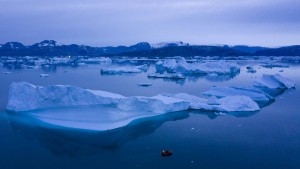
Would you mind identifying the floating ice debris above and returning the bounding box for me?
[81,57,112,65]
[137,83,152,87]
[203,86,274,104]
[147,72,185,79]
[246,66,257,73]
[155,58,240,75]
[40,74,49,77]
[101,66,142,74]
[254,74,295,89]
[261,63,289,69]
[27,65,39,69]
[101,64,148,75]
[3,71,12,74]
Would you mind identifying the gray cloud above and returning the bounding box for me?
[0,0,299,46]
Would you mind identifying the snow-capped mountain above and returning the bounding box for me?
[151,41,189,49]
[32,40,62,48]
[1,42,26,49]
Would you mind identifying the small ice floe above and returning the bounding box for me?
[40,74,49,77]
[147,72,185,79]
[246,66,256,73]
[3,71,12,74]
[101,65,148,75]
[261,64,289,69]
[254,74,295,89]
[279,70,284,72]
[137,83,152,87]
[27,65,39,69]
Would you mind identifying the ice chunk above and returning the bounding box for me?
[254,74,295,89]
[3,71,12,74]
[170,93,260,112]
[40,74,49,77]
[246,66,256,73]
[155,59,240,75]
[100,64,148,75]
[147,72,185,79]
[137,83,152,87]
[203,86,274,104]
[101,66,142,74]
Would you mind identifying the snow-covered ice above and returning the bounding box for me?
[254,74,296,89]
[155,58,240,75]
[40,74,49,77]
[169,93,260,112]
[101,64,148,75]
[203,86,274,104]
[147,72,185,79]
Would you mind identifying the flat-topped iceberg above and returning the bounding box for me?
[155,57,240,75]
[203,86,274,104]
[7,82,260,113]
[254,74,296,89]
[7,82,125,112]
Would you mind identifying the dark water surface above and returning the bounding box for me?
[0,61,300,169]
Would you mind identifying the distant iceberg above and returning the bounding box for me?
[155,57,240,75]
[100,64,148,75]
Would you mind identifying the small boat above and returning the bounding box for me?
[161,150,173,157]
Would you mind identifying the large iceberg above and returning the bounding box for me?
[203,86,274,104]
[7,82,260,114]
[254,74,296,89]
[155,58,240,75]
[7,82,189,113]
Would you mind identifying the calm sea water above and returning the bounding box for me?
[0,60,300,169]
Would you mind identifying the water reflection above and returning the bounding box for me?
[7,111,189,157]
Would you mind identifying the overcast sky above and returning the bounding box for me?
[0,0,300,47]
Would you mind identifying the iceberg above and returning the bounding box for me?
[155,58,240,75]
[101,66,142,74]
[137,83,152,87]
[7,82,261,114]
[246,66,257,73]
[169,93,260,112]
[7,82,125,112]
[254,74,296,89]
[40,74,49,77]
[147,72,185,79]
[7,82,189,113]
[100,64,148,75]
[203,86,274,104]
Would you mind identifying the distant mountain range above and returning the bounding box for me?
[0,40,300,57]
